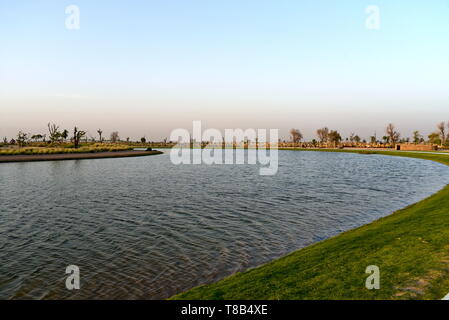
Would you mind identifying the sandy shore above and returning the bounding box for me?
[0,150,163,163]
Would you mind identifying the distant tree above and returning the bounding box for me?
[354,135,361,143]
[47,123,61,143]
[370,136,377,144]
[141,136,146,144]
[446,121,449,140]
[72,127,86,149]
[428,132,441,145]
[110,131,119,143]
[349,133,355,143]
[447,122,449,145]
[97,129,103,142]
[61,129,69,142]
[2,137,7,144]
[290,128,303,144]
[316,127,329,144]
[31,134,43,142]
[328,130,342,146]
[437,122,446,145]
[413,131,422,144]
[17,131,28,148]
[386,123,400,146]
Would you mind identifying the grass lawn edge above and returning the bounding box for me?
[170,149,449,300]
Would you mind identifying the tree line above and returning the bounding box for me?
[289,122,449,147]
[3,121,449,149]
[4,123,124,148]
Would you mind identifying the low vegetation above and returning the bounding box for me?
[0,144,133,155]
[0,123,144,156]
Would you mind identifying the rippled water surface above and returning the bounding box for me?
[1,151,449,299]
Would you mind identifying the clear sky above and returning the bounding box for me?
[1,0,448,141]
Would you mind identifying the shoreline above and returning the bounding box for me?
[171,149,449,300]
[0,150,163,163]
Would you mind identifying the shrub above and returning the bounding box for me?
[0,145,133,156]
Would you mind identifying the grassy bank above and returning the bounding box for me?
[171,150,449,300]
[0,144,133,155]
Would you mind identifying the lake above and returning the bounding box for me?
[1,150,448,299]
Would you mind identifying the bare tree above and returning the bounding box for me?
[17,131,28,148]
[386,123,400,146]
[316,127,329,144]
[349,133,355,143]
[290,128,303,144]
[437,122,446,145]
[110,131,119,143]
[97,129,103,143]
[47,123,60,143]
[73,127,86,149]
[446,121,449,140]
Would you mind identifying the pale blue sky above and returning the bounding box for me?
[1,0,448,140]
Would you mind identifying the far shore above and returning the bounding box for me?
[0,150,163,163]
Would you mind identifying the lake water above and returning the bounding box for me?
[1,150,448,299]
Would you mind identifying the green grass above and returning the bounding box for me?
[0,144,133,155]
[171,150,449,300]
